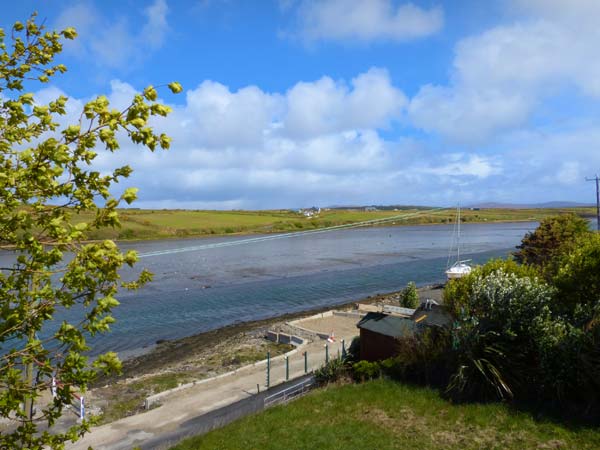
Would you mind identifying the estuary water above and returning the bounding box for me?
[1,221,538,356]
[101,221,536,356]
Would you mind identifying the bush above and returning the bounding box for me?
[399,281,419,308]
[444,258,539,318]
[352,360,381,382]
[384,328,453,388]
[447,269,556,402]
[553,233,600,320]
[514,213,590,278]
[346,336,360,363]
[314,358,348,385]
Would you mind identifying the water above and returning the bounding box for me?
[1,221,537,357]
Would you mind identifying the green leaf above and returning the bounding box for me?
[168,81,183,94]
[122,187,139,205]
[62,27,77,39]
[143,85,158,101]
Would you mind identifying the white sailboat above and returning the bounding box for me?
[445,206,472,280]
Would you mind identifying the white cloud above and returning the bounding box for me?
[408,3,600,142]
[54,73,446,208]
[34,68,598,209]
[284,68,406,138]
[55,0,170,69]
[173,81,281,148]
[292,0,443,43]
[143,0,170,49]
[414,154,501,180]
[409,85,532,143]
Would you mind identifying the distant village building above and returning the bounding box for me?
[364,206,378,212]
[356,301,452,362]
[299,206,321,217]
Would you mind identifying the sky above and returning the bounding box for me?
[4,0,600,209]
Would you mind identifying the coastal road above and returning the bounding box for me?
[66,317,359,450]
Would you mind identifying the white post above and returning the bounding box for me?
[51,377,57,398]
[80,396,85,420]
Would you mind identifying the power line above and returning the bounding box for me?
[138,207,450,259]
[586,175,600,231]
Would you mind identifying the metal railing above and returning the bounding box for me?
[264,376,315,408]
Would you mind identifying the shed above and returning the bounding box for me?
[356,312,415,361]
[356,303,453,362]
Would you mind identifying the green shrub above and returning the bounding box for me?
[352,360,381,382]
[444,258,539,318]
[514,213,590,278]
[383,328,453,388]
[314,358,347,385]
[553,233,600,320]
[447,269,555,402]
[399,281,419,308]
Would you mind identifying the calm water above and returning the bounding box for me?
[2,222,537,356]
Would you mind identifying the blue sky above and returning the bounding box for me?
[4,0,600,208]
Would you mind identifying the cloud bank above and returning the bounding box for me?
[40,0,600,208]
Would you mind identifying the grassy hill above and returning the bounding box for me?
[171,379,600,450]
[77,207,596,241]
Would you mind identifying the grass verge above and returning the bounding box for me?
[171,379,600,450]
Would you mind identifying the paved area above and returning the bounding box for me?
[65,312,360,450]
[295,315,361,338]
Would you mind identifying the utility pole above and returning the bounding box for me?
[586,175,600,231]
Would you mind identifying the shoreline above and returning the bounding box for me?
[107,283,444,382]
[88,284,444,423]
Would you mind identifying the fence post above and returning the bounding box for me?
[266,352,270,388]
[325,344,329,364]
[304,351,308,374]
[342,339,346,359]
[285,355,289,381]
[80,396,85,421]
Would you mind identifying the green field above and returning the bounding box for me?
[79,207,596,241]
[171,379,600,450]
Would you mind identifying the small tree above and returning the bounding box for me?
[553,232,600,320]
[399,281,419,308]
[514,213,590,277]
[0,15,181,448]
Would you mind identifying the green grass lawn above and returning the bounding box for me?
[171,379,600,450]
[74,207,595,241]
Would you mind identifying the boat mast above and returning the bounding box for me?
[457,205,460,262]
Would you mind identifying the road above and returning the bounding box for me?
[66,316,359,449]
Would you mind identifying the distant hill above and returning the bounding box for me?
[327,204,431,211]
[467,201,595,209]
[327,202,594,210]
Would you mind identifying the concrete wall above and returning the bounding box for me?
[265,331,305,347]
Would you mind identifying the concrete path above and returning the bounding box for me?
[66,323,358,450]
